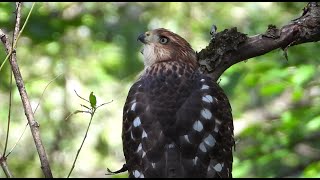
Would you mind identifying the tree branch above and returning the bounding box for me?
[0,155,13,178]
[0,2,53,178]
[197,2,320,81]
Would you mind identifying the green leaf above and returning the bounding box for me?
[291,65,316,86]
[306,116,320,132]
[89,92,97,108]
[291,86,303,102]
[260,83,285,96]
[303,161,320,178]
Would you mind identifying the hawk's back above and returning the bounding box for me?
[122,60,234,178]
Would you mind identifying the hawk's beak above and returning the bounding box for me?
[137,33,146,44]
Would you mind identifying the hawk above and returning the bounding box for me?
[122,28,234,178]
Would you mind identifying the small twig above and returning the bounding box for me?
[80,104,91,111]
[97,101,114,109]
[74,90,90,103]
[34,74,63,113]
[67,112,95,178]
[0,155,14,178]
[0,2,36,72]
[13,2,22,44]
[5,122,28,158]
[66,91,112,178]
[3,71,13,157]
[64,110,91,121]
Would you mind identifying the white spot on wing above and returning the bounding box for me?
[213,163,223,172]
[142,151,146,158]
[131,102,136,111]
[136,143,142,152]
[130,131,135,140]
[140,174,144,178]
[201,109,212,120]
[200,79,205,82]
[184,135,191,143]
[214,125,219,133]
[193,156,199,165]
[199,142,207,152]
[204,134,216,147]
[142,130,148,138]
[168,143,175,149]
[202,95,213,103]
[133,170,141,178]
[152,163,156,168]
[193,120,203,132]
[201,85,209,90]
[133,117,141,127]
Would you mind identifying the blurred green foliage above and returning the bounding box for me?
[0,2,319,178]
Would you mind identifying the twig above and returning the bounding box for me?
[66,91,112,178]
[67,112,95,178]
[0,2,53,178]
[74,90,90,103]
[64,110,91,121]
[197,2,320,81]
[3,72,13,157]
[34,74,63,113]
[13,2,22,43]
[0,155,14,178]
[96,101,114,109]
[0,2,36,72]
[5,123,29,158]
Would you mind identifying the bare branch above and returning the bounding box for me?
[0,155,14,178]
[96,100,114,109]
[64,110,91,121]
[0,3,53,178]
[198,2,320,81]
[74,90,90,103]
[13,2,22,44]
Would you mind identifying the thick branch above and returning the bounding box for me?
[198,2,320,81]
[0,3,53,178]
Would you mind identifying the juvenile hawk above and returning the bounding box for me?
[122,28,234,178]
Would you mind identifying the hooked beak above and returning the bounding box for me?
[137,33,146,44]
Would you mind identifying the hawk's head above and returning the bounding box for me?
[138,28,197,68]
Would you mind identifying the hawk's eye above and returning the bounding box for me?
[159,37,169,44]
